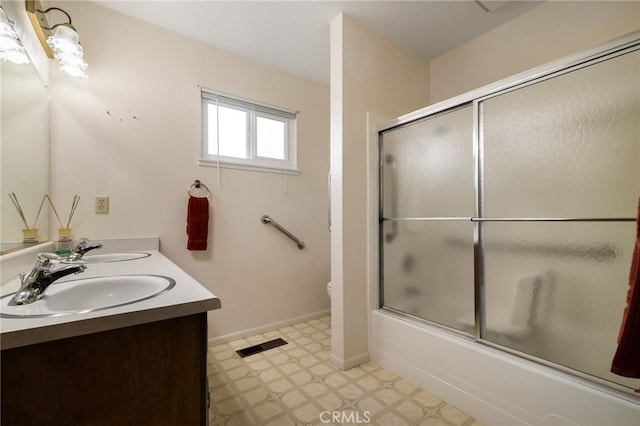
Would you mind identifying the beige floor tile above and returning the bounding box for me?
[211,383,235,401]
[259,367,283,382]
[309,362,336,377]
[439,404,472,426]
[220,357,243,370]
[208,316,481,426]
[289,369,313,385]
[337,383,366,400]
[360,362,383,372]
[278,361,302,375]
[413,390,444,408]
[357,375,383,392]
[316,392,345,411]
[395,399,426,422]
[226,410,259,425]
[373,387,404,405]
[417,415,450,426]
[228,338,250,348]
[373,368,398,382]
[342,367,367,380]
[242,386,270,405]
[300,354,320,367]
[254,400,285,422]
[208,371,226,387]
[375,410,413,426]
[234,376,260,392]
[265,414,297,426]
[226,365,252,380]
[393,378,419,395]
[268,352,291,365]
[292,402,323,423]
[301,381,330,398]
[214,396,244,416]
[248,359,272,372]
[267,377,295,393]
[280,389,309,409]
[247,334,268,343]
[324,371,350,389]
[356,395,387,417]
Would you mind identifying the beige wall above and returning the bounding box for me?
[49,1,330,340]
[330,13,430,368]
[430,1,640,103]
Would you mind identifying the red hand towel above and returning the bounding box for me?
[611,197,640,392]
[186,196,209,251]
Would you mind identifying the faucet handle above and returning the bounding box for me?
[35,252,61,271]
[38,252,61,261]
[72,239,103,259]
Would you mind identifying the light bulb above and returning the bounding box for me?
[0,49,30,65]
[59,62,88,79]
[0,34,21,51]
[0,8,30,65]
[47,25,81,55]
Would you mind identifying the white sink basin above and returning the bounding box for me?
[0,275,175,318]
[81,252,151,263]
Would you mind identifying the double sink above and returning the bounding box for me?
[1,252,174,318]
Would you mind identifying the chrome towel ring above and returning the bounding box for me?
[188,180,210,199]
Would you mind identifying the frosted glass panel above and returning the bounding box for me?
[483,50,640,218]
[381,220,474,331]
[381,105,474,218]
[482,221,638,389]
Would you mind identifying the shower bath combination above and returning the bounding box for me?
[376,32,640,398]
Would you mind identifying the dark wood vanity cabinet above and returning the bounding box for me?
[1,313,209,425]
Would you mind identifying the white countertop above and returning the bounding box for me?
[0,247,221,349]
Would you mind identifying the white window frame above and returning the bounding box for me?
[199,89,299,174]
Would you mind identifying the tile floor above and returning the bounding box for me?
[207,316,484,426]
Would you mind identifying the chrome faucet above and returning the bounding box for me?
[8,241,103,306]
[68,238,103,261]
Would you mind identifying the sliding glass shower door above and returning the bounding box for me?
[379,43,640,392]
[480,49,640,389]
[380,105,475,331]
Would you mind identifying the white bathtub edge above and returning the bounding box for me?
[370,310,640,426]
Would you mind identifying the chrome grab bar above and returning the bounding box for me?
[384,154,398,242]
[261,215,305,249]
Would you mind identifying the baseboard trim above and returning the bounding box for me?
[207,309,331,346]
[330,351,370,370]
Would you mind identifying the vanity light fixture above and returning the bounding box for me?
[26,0,87,79]
[0,6,31,65]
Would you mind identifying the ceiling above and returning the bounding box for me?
[93,0,544,85]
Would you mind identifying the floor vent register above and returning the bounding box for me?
[235,338,288,358]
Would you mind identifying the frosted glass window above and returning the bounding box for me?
[381,105,474,218]
[482,51,640,218]
[482,221,638,389]
[381,220,474,331]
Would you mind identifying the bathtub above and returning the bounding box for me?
[370,309,640,425]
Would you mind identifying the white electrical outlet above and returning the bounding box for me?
[95,196,109,214]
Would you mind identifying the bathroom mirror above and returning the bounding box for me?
[0,58,50,254]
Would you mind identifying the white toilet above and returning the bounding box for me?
[327,282,332,298]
